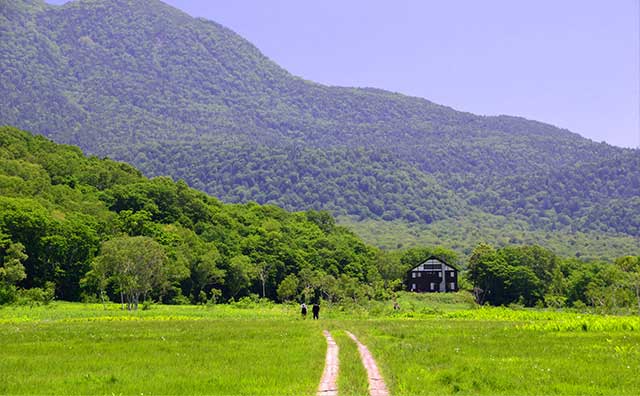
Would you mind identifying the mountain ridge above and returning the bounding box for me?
[1,0,638,253]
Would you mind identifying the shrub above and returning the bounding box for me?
[169,295,191,305]
[0,285,18,305]
[16,282,55,307]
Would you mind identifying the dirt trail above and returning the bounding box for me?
[317,330,339,396]
[346,331,390,396]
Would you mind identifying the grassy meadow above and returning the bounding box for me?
[0,303,326,395]
[1,294,639,395]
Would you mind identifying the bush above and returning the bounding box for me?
[0,285,18,305]
[16,282,55,307]
[80,292,100,303]
[207,289,222,306]
[544,294,567,308]
[169,294,191,305]
[572,300,587,311]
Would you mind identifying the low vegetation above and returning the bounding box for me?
[0,303,325,395]
[343,318,639,395]
[1,297,639,395]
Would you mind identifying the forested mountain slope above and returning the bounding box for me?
[0,126,380,302]
[1,0,638,245]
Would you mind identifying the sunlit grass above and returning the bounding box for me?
[0,305,325,395]
[343,319,640,395]
[2,300,640,395]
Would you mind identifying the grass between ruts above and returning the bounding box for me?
[1,297,640,395]
[331,330,369,396]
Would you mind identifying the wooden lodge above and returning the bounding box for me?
[407,256,458,292]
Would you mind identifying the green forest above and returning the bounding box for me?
[0,127,381,306]
[1,127,638,313]
[1,0,638,257]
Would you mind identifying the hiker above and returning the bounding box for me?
[301,302,307,319]
[312,302,320,320]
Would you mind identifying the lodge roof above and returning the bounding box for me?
[408,255,459,273]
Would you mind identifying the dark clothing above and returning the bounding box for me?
[312,304,320,320]
[301,304,307,319]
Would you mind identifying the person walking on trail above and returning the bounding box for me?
[312,303,320,320]
[301,302,308,319]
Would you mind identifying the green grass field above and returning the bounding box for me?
[1,295,639,395]
[0,303,325,395]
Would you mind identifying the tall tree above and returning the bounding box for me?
[616,256,640,315]
[91,236,172,310]
[0,240,28,304]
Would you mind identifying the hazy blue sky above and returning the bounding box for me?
[47,0,640,148]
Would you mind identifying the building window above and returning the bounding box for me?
[418,272,422,277]
[411,283,416,290]
[430,282,436,290]
[412,272,416,278]
[450,282,455,290]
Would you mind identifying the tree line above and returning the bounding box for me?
[0,127,638,313]
[467,243,640,313]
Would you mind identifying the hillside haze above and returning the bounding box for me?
[1,0,638,256]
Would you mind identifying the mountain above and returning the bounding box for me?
[1,0,638,257]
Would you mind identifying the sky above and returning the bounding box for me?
[47,0,640,148]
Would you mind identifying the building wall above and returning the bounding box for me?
[408,258,458,292]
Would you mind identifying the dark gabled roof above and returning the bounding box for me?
[407,255,459,273]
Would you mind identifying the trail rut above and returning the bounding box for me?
[346,331,389,396]
[317,330,339,396]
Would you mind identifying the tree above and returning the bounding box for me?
[1,242,27,285]
[316,273,339,303]
[499,245,558,289]
[190,248,225,303]
[0,241,28,304]
[468,243,498,304]
[252,258,277,299]
[616,256,640,315]
[506,266,543,306]
[91,236,170,310]
[276,274,299,302]
[298,268,320,302]
[224,255,253,298]
[584,265,629,313]
[306,210,335,233]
